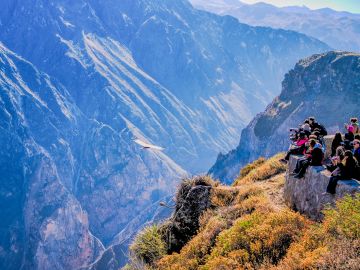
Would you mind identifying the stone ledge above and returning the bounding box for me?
[284,155,360,220]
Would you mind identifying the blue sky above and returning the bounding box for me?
[240,0,360,13]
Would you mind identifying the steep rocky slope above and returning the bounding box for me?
[0,43,185,270]
[0,0,329,173]
[210,51,360,183]
[0,1,331,268]
[191,0,360,52]
[0,1,331,269]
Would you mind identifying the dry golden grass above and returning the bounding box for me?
[202,210,309,270]
[238,157,266,179]
[211,186,240,207]
[142,155,289,270]
[234,153,286,186]
[272,194,360,270]
[129,225,167,266]
[156,216,228,270]
[128,157,360,270]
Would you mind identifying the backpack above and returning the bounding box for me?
[318,124,327,136]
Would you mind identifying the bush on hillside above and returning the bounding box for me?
[156,216,228,270]
[234,154,286,185]
[203,210,308,269]
[176,176,218,208]
[275,194,360,269]
[238,157,266,180]
[129,225,167,266]
[211,187,240,207]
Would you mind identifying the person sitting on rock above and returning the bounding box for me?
[310,130,326,153]
[344,127,355,151]
[280,131,308,163]
[308,117,327,136]
[336,143,346,161]
[292,139,324,179]
[353,139,360,163]
[327,142,346,172]
[301,119,311,137]
[325,150,358,194]
[345,117,360,135]
[291,139,315,174]
[331,132,343,157]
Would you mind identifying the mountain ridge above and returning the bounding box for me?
[209,50,360,183]
[190,0,360,52]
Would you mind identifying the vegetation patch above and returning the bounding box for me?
[202,210,308,269]
[234,153,286,185]
[238,157,266,180]
[129,225,167,267]
[125,157,360,270]
[276,194,360,270]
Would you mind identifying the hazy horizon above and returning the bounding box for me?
[239,0,360,14]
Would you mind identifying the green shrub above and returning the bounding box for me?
[323,194,360,239]
[275,194,360,269]
[130,225,167,266]
[204,210,308,269]
[234,154,286,186]
[238,157,266,180]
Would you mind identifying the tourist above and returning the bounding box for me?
[345,117,360,134]
[281,132,308,162]
[353,139,360,162]
[308,117,327,136]
[331,132,343,157]
[325,151,358,194]
[291,139,323,178]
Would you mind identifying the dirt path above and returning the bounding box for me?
[253,172,287,211]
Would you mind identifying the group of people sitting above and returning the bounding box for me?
[280,117,360,195]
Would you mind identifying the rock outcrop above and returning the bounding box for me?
[284,156,360,220]
[165,177,213,253]
[210,51,360,183]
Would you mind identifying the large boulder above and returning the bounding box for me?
[165,177,214,253]
[284,155,360,220]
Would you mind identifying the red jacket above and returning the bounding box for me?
[296,138,308,147]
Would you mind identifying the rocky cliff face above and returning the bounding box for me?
[210,51,360,183]
[0,0,330,269]
[0,0,329,173]
[0,43,184,270]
